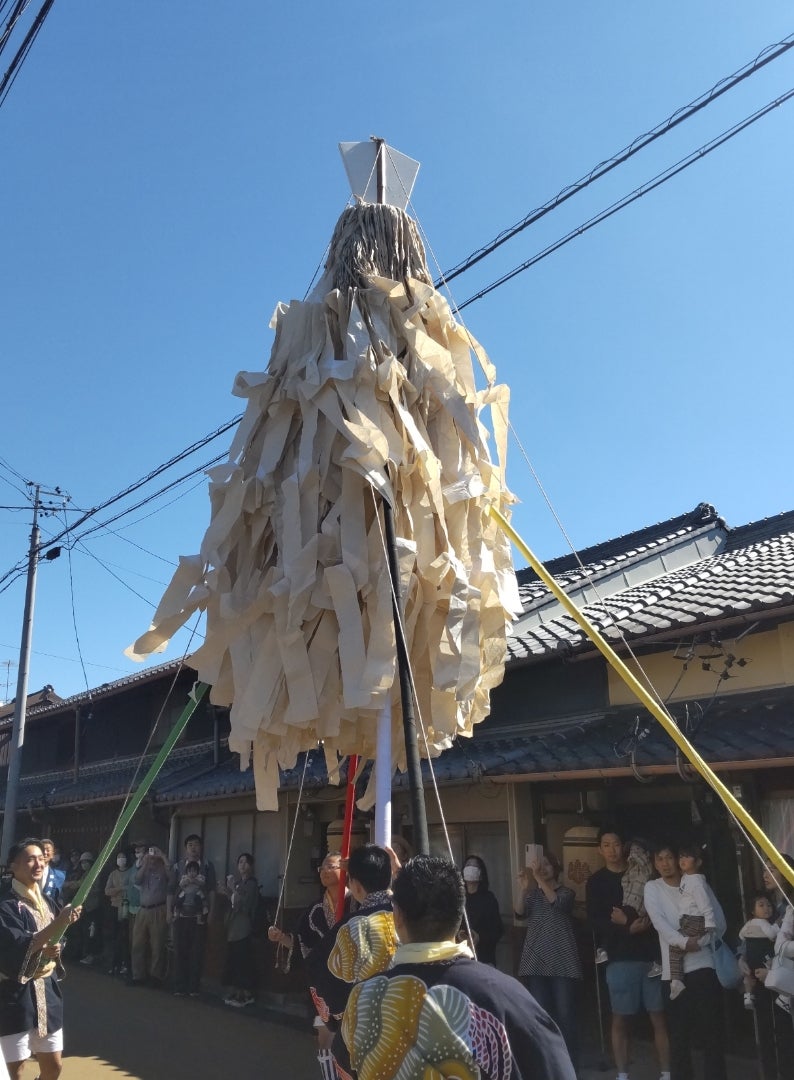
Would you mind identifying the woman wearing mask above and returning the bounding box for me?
[104,850,132,976]
[515,851,582,1072]
[462,855,503,966]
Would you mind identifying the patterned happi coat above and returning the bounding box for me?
[342,955,576,1080]
[0,891,64,1037]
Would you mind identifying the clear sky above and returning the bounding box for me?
[1,2,792,702]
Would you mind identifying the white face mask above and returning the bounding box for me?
[117,857,128,869]
[463,865,481,883]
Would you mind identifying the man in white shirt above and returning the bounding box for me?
[643,843,727,1080]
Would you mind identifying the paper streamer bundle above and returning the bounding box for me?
[127,203,521,810]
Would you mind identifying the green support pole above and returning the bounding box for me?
[56,681,209,937]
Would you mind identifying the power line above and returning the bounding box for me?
[71,542,170,588]
[38,416,240,554]
[0,640,128,673]
[0,455,30,485]
[85,475,208,545]
[60,508,91,694]
[70,452,225,546]
[437,32,794,287]
[0,0,55,109]
[457,84,794,310]
[0,0,31,59]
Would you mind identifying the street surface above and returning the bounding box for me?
[56,966,752,1079]
[61,967,317,1079]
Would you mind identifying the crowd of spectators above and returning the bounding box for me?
[8,825,794,1080]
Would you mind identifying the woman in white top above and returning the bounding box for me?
[644,842,727,1080]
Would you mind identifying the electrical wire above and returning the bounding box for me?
[38,414,239,553]
[71,545,170,588]
[59,508,91,695]
[113,614,203,824]
[70,539,157,610]
[437,31,794,286]
[0,640,128,673]
[72,453,225,545]
[456,84,794,310]
[0,569,26,597]
[96,475,208,537]
[0,0,31,59]
[0,0,55,109]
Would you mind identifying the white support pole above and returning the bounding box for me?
[374,698,392,847]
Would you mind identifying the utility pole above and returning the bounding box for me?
[0,486,41,864]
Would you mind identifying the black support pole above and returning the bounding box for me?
[382,498,429,855]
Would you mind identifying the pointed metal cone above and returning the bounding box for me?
[339,140,420,209]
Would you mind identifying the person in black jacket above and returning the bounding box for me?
[461,853,503,966]
[342,855,576,1080]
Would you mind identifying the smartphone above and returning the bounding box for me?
[148,847,156,856]
[525,843,543,867]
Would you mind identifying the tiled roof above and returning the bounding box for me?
[0,686,62,723]
[3,659,195,726]
[1,740,212,809]
[396,690,794,782]
[154,692,794,800]
[509,508,794,663]
[516,502,724,610]
[154,750,333,803]
[6,689,790,808]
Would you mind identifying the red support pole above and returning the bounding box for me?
[336,754,359,921]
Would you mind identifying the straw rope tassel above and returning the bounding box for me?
[491,506,794,890]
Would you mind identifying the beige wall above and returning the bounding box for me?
[608,624,793,706]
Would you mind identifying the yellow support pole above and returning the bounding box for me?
[492,506,794,889]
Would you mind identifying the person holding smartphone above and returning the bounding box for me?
[515,849,582,1070]
[130,845,169,987]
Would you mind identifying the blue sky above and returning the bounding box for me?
[1,2,792,701]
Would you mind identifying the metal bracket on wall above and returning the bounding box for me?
[630,749,655,784]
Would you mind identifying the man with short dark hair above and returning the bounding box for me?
[168,834,216,996]
[314,844,397,1080]
[39,839,65,901]
[342,855,575,1080]
[586,827,669,1080]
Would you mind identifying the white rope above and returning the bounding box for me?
[116,612,204,823]
[368,485,477,954]
[273,747,313,929]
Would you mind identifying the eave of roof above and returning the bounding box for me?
[0,659,197,730]
[508,514,794,665]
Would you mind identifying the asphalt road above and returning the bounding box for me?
[60,967,318,1079]
[57,966,752,1080]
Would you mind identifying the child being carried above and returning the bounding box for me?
[739,893,778,1009]
[595,839,662,978]
[669,843,715,1000]
[175,860,209,924]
